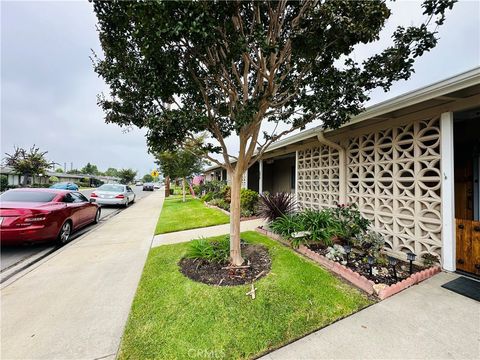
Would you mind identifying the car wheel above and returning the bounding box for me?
[131,196,135,204]
[57,220,72,245]
[93,208,101,224]
[124,199,129,208]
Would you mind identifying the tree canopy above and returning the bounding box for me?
[4,145,50,185]
[93,0,454,168]
[118,168,137,184]
[81,162,99,175]
[143,174,154,183]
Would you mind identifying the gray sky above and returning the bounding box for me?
[1,1,479,174]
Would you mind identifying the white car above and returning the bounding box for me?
[153,183,161,189]
[89,184,136,207]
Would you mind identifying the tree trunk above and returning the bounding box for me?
[22,173,28,187]
[229,170,244,266]
[182,177,186,202]
[165,176,170,197]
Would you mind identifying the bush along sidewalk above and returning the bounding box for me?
[199,181,263,220]
[256,197,441,300]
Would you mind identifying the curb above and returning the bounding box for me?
[255,226,441,299]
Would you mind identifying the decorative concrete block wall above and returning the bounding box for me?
[297,117,443,261]
[297,145,340,209]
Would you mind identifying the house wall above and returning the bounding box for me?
[297,116,443,261]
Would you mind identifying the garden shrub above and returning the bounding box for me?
[185,236,230,263]
[209,198,230,211]
[331,204,370,243]
[0,175,8,191]
[201,192,214,202]
[240,188,259,214]
[297,209,337,246]
[259,192,296,222]
[270,213,305,246]
[49,176,59,183]
[353,230,385,260]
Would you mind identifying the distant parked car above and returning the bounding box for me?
[89,184,135,207]
[135,181,143,186]
[50,182,79,191]
[0,188,100,245]
[143,183,154,191]
[153,183,161,189]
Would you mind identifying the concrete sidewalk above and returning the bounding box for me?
[151,218,265,247]
[1,191,164,360]
[261,272,480,360]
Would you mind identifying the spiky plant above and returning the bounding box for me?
[259,192,297,222]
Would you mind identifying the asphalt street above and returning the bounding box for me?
[0,185,156,273]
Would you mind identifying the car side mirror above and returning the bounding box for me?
[89,198,96,203]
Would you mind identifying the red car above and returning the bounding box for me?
[0,188,101,246]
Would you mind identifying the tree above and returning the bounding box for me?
[49,176,60,183]
[4,145,50,186]
[105,167,119,177]
[93,0,454,265]
[0,175,8,191]
[81,162,99,175]
[156,147,205,202]
[143,174,154,183]
[55,168,64,173]
[118,168,137,184]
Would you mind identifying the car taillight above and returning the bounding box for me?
[90,193,98,198]
[24,216,46,222]
[115,194,125,198]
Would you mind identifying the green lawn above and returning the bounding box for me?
[155,195,229,234]
[119,231,372,360]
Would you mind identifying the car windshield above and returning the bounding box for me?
[0,191,57,203]
[98,184,124,192]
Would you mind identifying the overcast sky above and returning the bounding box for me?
[1,1,479,176]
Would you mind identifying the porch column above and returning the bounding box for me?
[440,111,456,272]
[259,159,263,194]
[295,150,299,204]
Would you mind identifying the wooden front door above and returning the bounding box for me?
[456,219,480,274]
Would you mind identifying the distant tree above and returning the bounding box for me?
[4,145,50,186]
[67,169,81,174]
[93,0,454,265]
[55,168,64,173]
[156,144,205,202]
[143,174,154,183]
[81,162,99,175]
[104,167,119,177]
[49,176,60,183]
[118,168,137,184]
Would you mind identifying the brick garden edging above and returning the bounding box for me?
[255,226,441,300]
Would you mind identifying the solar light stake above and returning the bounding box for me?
[388,256,398,282]
[344,245,351,265]
[367,255,374,276]
[406,252,416,275]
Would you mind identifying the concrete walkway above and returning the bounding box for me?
[151,218,265,247]
[261,272,480,360]
[1,191,164,360]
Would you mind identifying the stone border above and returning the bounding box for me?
[255,226,441,300]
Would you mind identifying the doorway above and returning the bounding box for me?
[454,109,480,275]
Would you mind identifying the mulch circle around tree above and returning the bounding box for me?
[179,244,271,286]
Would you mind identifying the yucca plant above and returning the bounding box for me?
[259,192,297,222]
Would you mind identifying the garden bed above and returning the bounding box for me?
[256,226,441,300]
[179,243,271,286]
